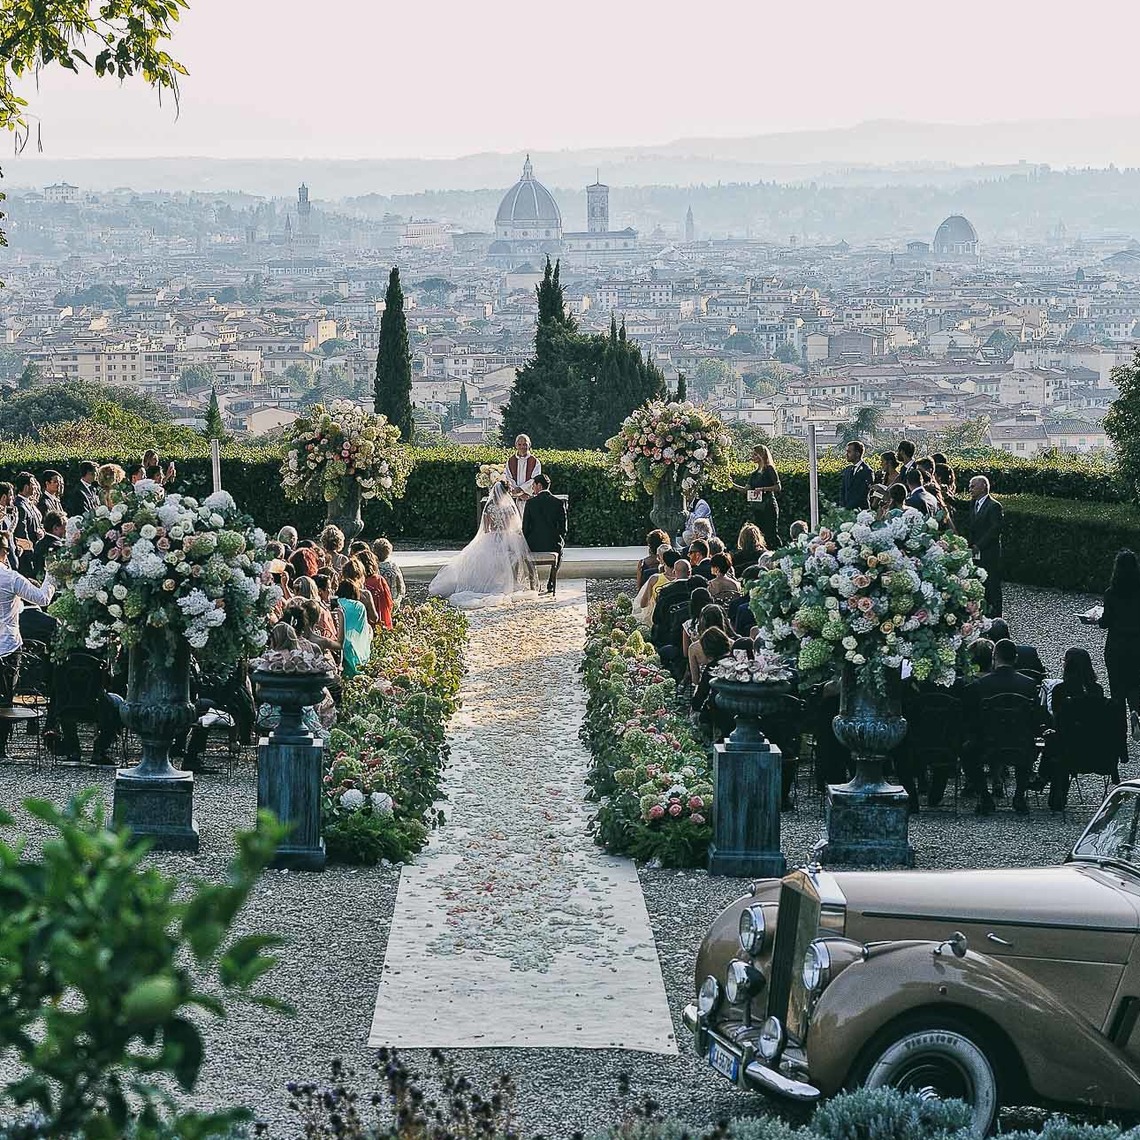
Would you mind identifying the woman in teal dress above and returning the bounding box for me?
[336,580,373,678]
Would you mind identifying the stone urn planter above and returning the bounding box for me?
[113,638,200,852]
[706,677,791,878]
[650,479,686,542]
[326,480,363,543]
[814,665,914,866]
[252,666,334,871]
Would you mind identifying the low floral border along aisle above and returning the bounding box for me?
[368,583,677,1052]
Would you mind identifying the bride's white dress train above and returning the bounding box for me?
[429,486,538,610]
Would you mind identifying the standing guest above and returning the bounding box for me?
[340,557,381,627]
[0,538,55,760]
[932,452,957,496]
[31,511,65,582]
[95,463,126,505]
[320,525,349,572]
[636,529,672,589]
[129,466,147,485]
[839,440,874,511]
[896,439,917,476]
[969,475,1004,617]
[869,484,891,519]
[904,468,937,515]
[708,552,741,603]
[1099,549,1140,741]
[504,434,541,500]
[355,548,394,630]
[788,519,809,542]
[888,483,907,512]
[0,483,17,565]
[276,526,299,554]
[12,473,43,577]
[336,580,373,679]
[142,449,176,487]
[733,523,767,573]
[38,471,64,519]
[66,461,100,517]
[734,445,781,549]
[371,538,406,609]
[877,451,901,487]
[681,492,715,546]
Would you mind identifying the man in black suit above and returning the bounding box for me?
[903,468,937,515]
[687,538,713,579]
[521,473,568,593]
[65,461,99,518]
[963,638,1045,815]
[30,511,66,582]
[38,470,64,520]
[969,475,1003,617]
[12,472,43,578]
[896,438,917,476]
[839,440,874,510]
[651,559,695,653]
[985,618,1044,679]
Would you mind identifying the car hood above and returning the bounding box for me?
[837,864,1140,935]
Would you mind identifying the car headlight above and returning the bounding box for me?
[697,975,721,1017]
[802,941,831,994]
[738,905,767,956]
[758,1015,785,1061]
[725,959,766,1005]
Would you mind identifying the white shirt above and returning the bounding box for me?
[504,453,542,497]
[0,563,55,657]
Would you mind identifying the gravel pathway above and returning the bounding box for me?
[0,579,1126,1137]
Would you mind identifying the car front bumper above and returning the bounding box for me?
[682,1003,821,1104]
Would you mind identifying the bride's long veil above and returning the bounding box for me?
[428,482,538,606]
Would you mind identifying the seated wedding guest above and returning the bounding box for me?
[877,450,901,487]
[180,659,257,771]
[293,575,343,652]
[95,463,126,506]
[869,484,891,520]
[651,559,695,652]
[65,461,100,517]
[687,538,713,579]
[707,535,726,555]
[371,538,406,609]
[636,529,671,589]
[289,546,321,581]
[986,618,1045,679]
[30,511,65,581]
[688,604,728,686]
[279,598,342,705]
[634,547,679,625]
[0,536,54,761]
[681,587,714,661]
[277,526,299,554]
[320,525,349,572]
[256,622,335,743]
[681,492,714,545]
[733,523,767,573]
[336,580,373,679]
[691,627,735,730]
[355,548,394,630]
[788,520,809,542]
[340,557,380,627]
[968,637,995,677]
[708,551,741,603]
[730,568,760,636]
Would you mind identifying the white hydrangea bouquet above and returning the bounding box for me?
[710,647,794,685]
[605,399,732,497]
[474,461,506,489]
[750,508,988,691]
[51,482,279,676]
[281,399,408,506]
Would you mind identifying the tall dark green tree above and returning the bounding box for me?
[458,383,469,422]
[374,266,414,442]
[203,386,228,441]
[676,372,687,402]
[1106,353,1140,499]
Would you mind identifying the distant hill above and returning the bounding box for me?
[7,118,1140,199]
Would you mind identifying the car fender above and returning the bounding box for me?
[805,940,1140,1111]
[694,880,782,995]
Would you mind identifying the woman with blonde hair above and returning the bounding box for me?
[320,524,348,572]
[734,444,781,549]
[733,522,767,573]
[371,537,406,608]
[95,463,126,506]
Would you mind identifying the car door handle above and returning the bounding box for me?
[986,933,1013,947]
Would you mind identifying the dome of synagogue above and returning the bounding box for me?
[933,214,979,256]
[495,156,563,229]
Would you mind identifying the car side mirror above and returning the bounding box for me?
[934,931,969,959]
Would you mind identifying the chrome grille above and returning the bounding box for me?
[767,879,822,1043]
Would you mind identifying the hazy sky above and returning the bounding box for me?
[12,0,1140,160]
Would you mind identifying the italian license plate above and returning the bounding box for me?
[708,1040,740,1081]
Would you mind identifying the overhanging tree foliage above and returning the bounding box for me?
[1106,353,1140,499]
[501,258,666,448]
[374,267,414,443]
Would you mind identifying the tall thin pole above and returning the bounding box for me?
[807,424,820,531]
[210,438,222,494]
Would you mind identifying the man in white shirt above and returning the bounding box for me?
[0,539,55,759]
[504,434,542,500]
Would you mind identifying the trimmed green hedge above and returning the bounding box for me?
[0,446,1133,592]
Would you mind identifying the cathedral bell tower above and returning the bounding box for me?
[587,172,609,235]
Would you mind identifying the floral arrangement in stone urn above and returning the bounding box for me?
[281,399,408,540]
[605,399,732,536]
[51,482,277,789]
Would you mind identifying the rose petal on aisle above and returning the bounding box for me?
[368,582,677,1053]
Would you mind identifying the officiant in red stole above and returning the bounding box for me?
[504,434,542,501]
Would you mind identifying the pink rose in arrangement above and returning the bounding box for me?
[648,804,665,820]
[689,795,704,809]
[668,803,683,817]
[121,522,136,534]
[690,813,705,825]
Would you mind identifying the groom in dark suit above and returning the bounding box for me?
[522,473,568,593]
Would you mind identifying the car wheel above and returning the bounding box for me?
[851,1017,1002,1135]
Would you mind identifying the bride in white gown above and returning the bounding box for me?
[429,482,538,609]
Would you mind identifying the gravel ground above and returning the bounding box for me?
[0,580,1125,1137]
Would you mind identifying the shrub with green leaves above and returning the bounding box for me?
[810,1087,975,1140]
[0,793,287,1140]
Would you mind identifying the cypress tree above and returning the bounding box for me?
[676,372,687,402]
[374,266,414,442]
[458,383,469,422]
[203,386,227,441]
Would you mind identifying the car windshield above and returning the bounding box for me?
[1072,787,1140,868]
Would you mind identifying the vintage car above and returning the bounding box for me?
[684,778,1140,1134]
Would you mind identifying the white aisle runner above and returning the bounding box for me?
[368,582,677,1053]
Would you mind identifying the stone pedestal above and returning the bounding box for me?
[326,481,363,543]
[650,480,686,544]
[252,669,329,871]
[707,678,788,878]
[113,771,199,852]
[813,666,914,867]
